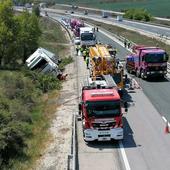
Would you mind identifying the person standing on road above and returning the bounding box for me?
[86,56,89,69]
[83,50,86,61]
[76,45,80,55]
[127,41,131,49]
[124,39,127,48]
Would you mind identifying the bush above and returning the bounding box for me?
[124,8,152,22]
[0,72,41,167]
[24,70,62,93]
[58,56,73,71]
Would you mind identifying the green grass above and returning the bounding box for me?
[55,0,170,17]
[81,18,170,59]
[39,17,69,57]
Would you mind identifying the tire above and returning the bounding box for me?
[136,69,141,78]
[141,70,145,79]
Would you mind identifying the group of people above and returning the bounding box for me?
[76,45,90,69]
[93,27,99,32]
[124,39,131,49]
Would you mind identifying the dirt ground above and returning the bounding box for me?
[35,26,77,170]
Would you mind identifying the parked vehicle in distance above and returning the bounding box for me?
[74,37,81,45]
[102,11,109,18]
[80,27,96,46]
[70,18,84,37]
[84,10,88,15]
[116,15,123,21]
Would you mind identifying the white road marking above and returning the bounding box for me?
[119,141,131,170]
[162,116,167,122]
[162,116,170,127]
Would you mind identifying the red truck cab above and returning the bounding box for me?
[126,45,169,79]
[70,19,84,37]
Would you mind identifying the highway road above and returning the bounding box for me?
[14,6,170,40]
[80,12,170,38]
[49,13,170,170]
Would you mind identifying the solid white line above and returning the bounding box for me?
[119,141,131,170]
[161,116,170,127]
[162,116,167,123]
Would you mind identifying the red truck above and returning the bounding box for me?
[126,45,169,79]
[70,18,84,37]
[79,77,127,142]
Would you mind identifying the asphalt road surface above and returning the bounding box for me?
[86,13,170,38]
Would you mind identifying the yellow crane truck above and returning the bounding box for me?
[89,44,124,89]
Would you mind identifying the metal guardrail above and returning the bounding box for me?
[167,63,170,73]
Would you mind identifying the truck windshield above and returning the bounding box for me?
[86,100,120,118]
[145,53,168,63]
[81,33,94,41]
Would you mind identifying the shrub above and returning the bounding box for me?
[124,8,152,22]
[58,56,73,71]
[24,70,62,93]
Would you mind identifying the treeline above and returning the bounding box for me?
[0,0,41,69]
[124,8,152,22]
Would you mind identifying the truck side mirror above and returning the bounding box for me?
[166,55,169,61]
[124,101,128,112]
[78,103,82,115]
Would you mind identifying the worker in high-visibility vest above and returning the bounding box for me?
[82,50,87,61]
[86,56,89,69]
[76,45,80,55]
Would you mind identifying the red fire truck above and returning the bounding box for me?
[79,76,127,142]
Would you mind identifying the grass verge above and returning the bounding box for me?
[39,17,70,57]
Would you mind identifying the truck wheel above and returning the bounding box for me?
[136,69,141,78]
[141,70,145,79]
[126,65,129,72]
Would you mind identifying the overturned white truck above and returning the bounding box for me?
[26,47,60,77]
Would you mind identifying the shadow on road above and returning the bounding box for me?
[145,76,169,83]
[122,117,140,148]
[86,141,119,149]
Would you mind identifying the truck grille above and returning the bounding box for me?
[148,66,166,71]
[92,122,116,129]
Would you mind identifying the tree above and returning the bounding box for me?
[17,11,41,64]
[0,0,20,68]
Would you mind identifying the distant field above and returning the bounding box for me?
[55,0,170,17]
